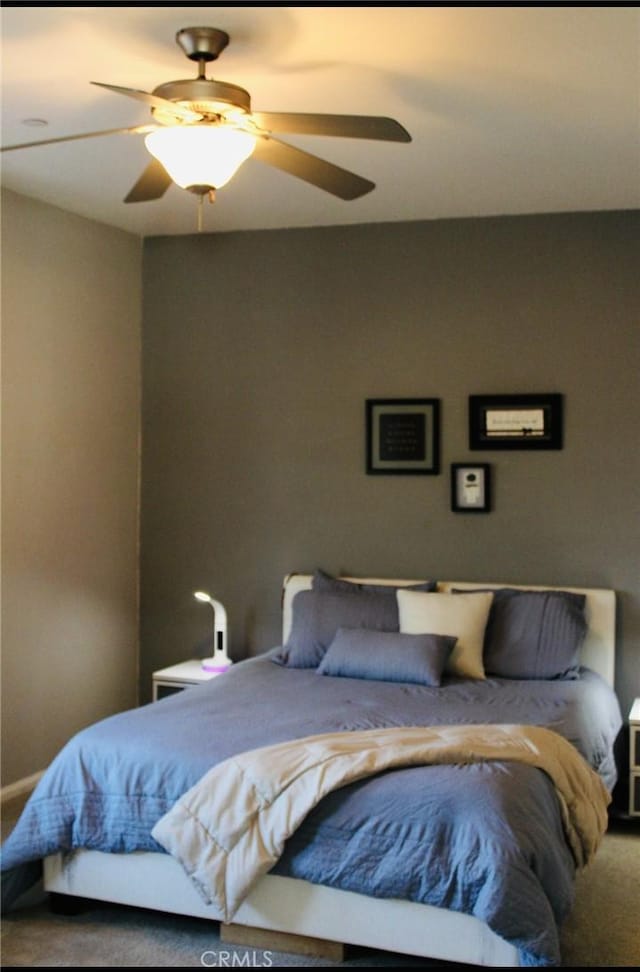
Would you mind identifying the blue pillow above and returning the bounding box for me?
[454,587,587,679]
[317,627,456,686]
[280,589,400,669]
[313,568,437,595]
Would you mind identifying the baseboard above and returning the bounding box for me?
[1,771,44,806]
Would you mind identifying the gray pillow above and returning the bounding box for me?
[317,627,456,686]
[313,568,437,595]
[281,589,399,669]
[454,588,587,679]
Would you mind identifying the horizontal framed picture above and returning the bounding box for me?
[469,394,563,450]
[366,398,440,475]
[451,463,491,513]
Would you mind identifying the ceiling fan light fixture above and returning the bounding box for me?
[144,125,256,190]
[1,25,411,207]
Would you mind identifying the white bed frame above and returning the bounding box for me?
[44,575,616,967]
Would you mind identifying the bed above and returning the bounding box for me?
[1,572,623,968]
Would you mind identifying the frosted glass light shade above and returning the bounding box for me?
[145,126,256,189]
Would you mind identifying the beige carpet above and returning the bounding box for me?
[2,818,638,968]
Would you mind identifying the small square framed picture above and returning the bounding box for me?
[451,463,491,513]
[366,398,440,475]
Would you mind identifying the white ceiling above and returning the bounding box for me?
[1,6,638,238]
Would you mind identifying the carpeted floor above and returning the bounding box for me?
[2,815,638,968]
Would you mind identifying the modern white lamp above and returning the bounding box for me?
[194,591,232,672]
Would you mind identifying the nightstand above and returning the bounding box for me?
[152,660,223,701]
[630,699,640,817]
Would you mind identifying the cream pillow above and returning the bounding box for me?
[397,589,494,680]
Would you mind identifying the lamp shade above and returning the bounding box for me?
[145,125,256,190]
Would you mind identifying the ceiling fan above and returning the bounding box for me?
[1,26,412,207]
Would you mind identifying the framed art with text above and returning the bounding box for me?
[469,394,563,450]
[451,463,491,513]
[366,398,440,474]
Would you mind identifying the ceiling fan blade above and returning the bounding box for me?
[124,159,173,203]
[252,113,411,143]
[91,82,202,122]
[252,136,374,200]
[1,125,148,152]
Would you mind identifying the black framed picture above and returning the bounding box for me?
[469,394,563,450]
[451,463,491,513]
[366,398,440,474]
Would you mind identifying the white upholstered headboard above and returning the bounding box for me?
[281,574,616,687]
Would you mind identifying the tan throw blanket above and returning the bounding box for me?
[151,724,610,922]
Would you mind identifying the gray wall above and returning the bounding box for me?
[140,210,639,717]
[1,189,141,786]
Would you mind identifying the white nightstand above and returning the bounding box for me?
[630,699,640,817]
[152,660,223,701]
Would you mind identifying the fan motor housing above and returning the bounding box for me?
[151,78,251,121]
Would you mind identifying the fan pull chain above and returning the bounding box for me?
[195,189,216,232]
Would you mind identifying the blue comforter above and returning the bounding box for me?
[1,653,622,966]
